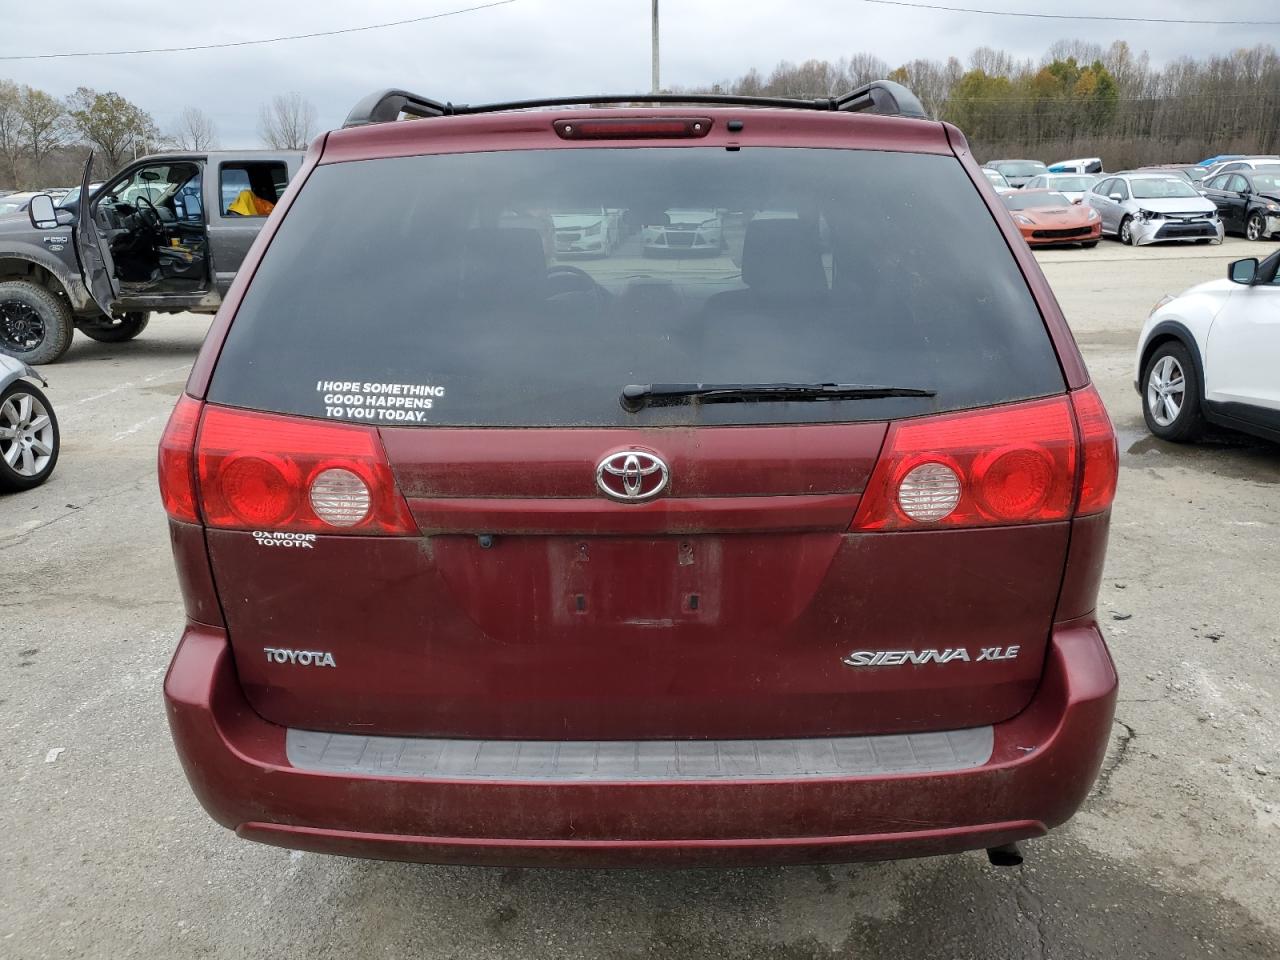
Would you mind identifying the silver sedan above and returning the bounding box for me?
[1085,174,1224,246]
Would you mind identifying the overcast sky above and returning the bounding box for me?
[2,0,1273,145]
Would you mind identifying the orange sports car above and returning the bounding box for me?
[1001,189,1102,247]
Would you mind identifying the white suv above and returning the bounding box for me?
[1136,251,1280,442]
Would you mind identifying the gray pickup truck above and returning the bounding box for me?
[0,150,303,364]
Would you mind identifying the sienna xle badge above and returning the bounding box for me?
[161,81,1119,869]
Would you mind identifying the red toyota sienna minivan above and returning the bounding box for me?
[160,82,1119,868]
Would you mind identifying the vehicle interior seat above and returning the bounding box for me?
[460,227,547,305]
[705,218,829,314]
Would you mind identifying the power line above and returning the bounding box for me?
[862,0,1280,26]
[0,0,517,61]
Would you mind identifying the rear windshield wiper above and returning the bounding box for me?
[620,382,936,412]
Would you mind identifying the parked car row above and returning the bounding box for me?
[985,154,1279,194]
[986,165,1280,247]
[1199,155,1280,178]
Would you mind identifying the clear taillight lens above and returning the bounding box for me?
[896,462,962,522]
[309,467,371,527]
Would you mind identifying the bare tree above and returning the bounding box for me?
[0,80,23,188]
[1044,39,1104,68]
[845,53,891,89]
[258,93,317,150]
[969,46,1021,80]
[67,87,158,172]
[16,86,71,187]
[889,58,955,118]
[171,107,218,150]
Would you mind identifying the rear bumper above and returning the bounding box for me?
[164,619,1117,867]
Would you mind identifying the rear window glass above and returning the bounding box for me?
[1046,176,1097,192]
[994,161,1047,178]
[1003,191,1071,210]
[1130,177,1200,200]
[208,147,1064,427]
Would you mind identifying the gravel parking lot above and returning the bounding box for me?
[3,237,1278,960]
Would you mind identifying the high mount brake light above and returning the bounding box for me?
[194,405,417,536]
[553,117,713,140]
[852,393,1114,531]
[158,395,202,524]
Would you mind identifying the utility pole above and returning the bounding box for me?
[651,0,660,94]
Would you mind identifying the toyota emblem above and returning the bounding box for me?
[596,450,669,502]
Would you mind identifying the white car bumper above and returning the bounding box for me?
[1131,216,1223,246]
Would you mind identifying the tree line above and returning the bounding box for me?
[0,84,319,189]
[5,40,1276,187]
[685,41,1280,169]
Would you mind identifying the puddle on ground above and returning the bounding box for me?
[1122,425,1280,484]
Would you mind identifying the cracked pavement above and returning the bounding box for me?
[2,238,1278,959]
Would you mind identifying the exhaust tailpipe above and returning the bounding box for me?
[986,843,1024,867]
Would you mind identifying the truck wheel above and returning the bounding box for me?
[0,281,74,365]
[0,380,59,491]
[78,312,150,343]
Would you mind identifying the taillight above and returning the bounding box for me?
[1070,385,1118,516]
[196,405,418,536]
[158,394,202,523]
[853,396,1078,530]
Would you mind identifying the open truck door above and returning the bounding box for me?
[72,154,118,315]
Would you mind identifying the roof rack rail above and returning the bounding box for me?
[342,89,455,125]
[341,80,928,128]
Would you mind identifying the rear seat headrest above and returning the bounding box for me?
[741,219,828,297]
[461,227,547,302]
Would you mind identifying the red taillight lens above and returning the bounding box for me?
[218,455,299,527]
[196,406,417,536]
[1071,385,1118,516]
[853,397,1078,530]
[158,394,202,523]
